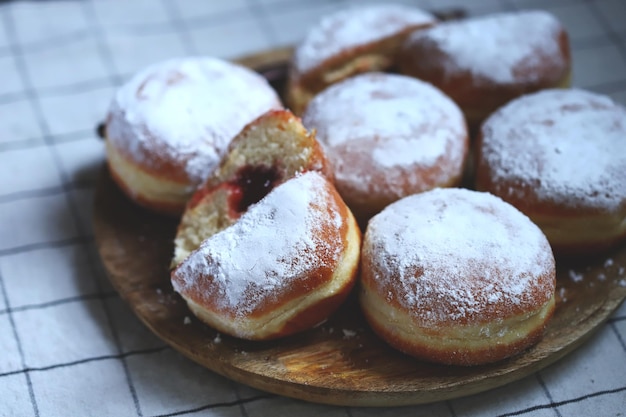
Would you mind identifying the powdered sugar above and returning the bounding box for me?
[293,4,435,75]
[406,10,564,84]
[171,172,344,316]
[363,188,555,325]
[107,57,281,184]
[302,73,467,200]
[480,89,626,210]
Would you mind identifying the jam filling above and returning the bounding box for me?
[229,165,282,213]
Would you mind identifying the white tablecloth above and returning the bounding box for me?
[1,0,625,416]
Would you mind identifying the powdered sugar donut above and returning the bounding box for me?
[287,4,436,115]
[398,10,571,131]
[475,88,626,255]
[105,57,282,215]
[302,72,469,223]
[360,188,556,366]
[172,109,333,268]
[171,172,361,340]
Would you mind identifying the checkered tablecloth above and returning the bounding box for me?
[1,0,625,416]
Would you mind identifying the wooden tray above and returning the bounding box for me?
[93,48,626,407]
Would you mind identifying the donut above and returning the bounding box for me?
[105,57,282,215]
[172,109,332,268]
[301,72,469,223]
[287,4,436,115]
[360,188,556,366]
[398,10,571,131]
[171,171,361,340]
[475,88,626,255]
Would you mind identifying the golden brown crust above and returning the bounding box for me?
[169,110,362,341]
[199,109,333,193]
[474,88,626,255]
[171,173,362,340]
[361,287,555,366]
[287,30,428,115]
[172,109,334,268]
[358,188,557,366]
[301,73,469,225]
[104,57,282,215]
[397,11,571,130]
[286,5,436,115]
[105,138,190,216]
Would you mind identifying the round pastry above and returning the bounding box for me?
[171,171,361,340]
[105,57,282,215]
[475,88,626,255]
[172,109,333,268]
[302,72,469,223]
[287,4,436,115]
[360,188,556,366]
[398,10,571,131]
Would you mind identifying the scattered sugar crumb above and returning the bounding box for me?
[604,258,614,268]
[183,316,191,325]
[568,269,584,283]
[213,334,222,344]
[619,279,626,288]
[619,267,625,276]
[597,273,606,281]
[342,329,357,339]
[155,288,163,295]
[558,287,567,303]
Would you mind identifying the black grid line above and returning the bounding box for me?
[0,90,25,105]
[0,236,94,258]
[0,181,96,205]
[74,5,145,416]
[571,33,626,50]
[0,26,622,118]
[149,393,275,417]
[609,322,626,352]
[0,174,96,204]
[256,0,346,15]
[0,0,625,415]
[446,399,459,417]
[0,137,46,153]
[0,345,170,380]
[0,290,118,317]
[0,186,66,204]
[0,29,95,58]
[0,269,40,416]
[586,0,626,60]
[0,6,270,61]
[233,375,253,417]
[4,11,143,417]
[159,0,197,56]
[0,128,100,153]
[535,373,563,417]
[79,1,124,87]
[245,0,280,46]
[494,385,626,417]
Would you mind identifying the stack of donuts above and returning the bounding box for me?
[103,3,626,366]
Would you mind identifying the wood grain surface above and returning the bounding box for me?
[93,48,626,407]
